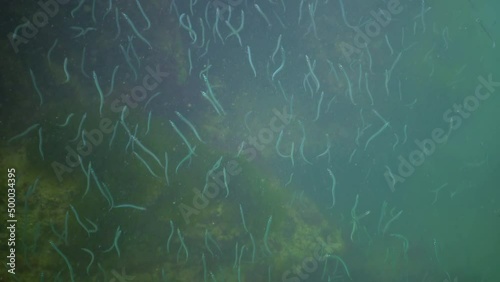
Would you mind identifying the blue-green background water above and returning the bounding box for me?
[0,0,499,281]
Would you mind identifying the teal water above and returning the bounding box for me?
[0,0,499,281]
